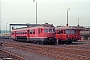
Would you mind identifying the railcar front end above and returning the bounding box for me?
[55,27,81,44]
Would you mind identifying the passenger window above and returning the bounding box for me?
[41,29,43,33]
[57,30,63,34]
[53,29,55,32]
[38,29,40,34]
[11,32,14,35]
[25,32,26,34]
[44,29,48,33]
[66,30,70,34]
[23,32,24,34]
[33,30,35,34]
[21,32,23,34]
[49,29,52,32]
[30,30,35,34]
[60,30,63,33]
[57,30,60,34]
[30,30,32,34]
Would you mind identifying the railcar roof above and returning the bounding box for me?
[12,26,54,31]
[55,26,85,30]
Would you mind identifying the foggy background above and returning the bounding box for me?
[1,0,90,30]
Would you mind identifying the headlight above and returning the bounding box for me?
[67,35,70,37]
[76,36,77,37]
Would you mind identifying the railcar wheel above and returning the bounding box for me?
[36,41,40,45]
[68,41,72,44]
[33,41,37,44]
[39,41,44,45]
[41,41,44,45]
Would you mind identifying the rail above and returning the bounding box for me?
[3,42,90,60]
[0,49,25,60]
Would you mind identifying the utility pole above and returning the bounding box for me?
[66,8,70,26]
[78,18,79,27]
[33,0,37,24]
[0,0,1,34]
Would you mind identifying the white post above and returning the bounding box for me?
[33,0,37,24]
[57,39,58,45]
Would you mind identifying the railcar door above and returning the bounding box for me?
[27,30,30,41]
[38,28,40,37]
[15,31,16,40]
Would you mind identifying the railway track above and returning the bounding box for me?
[0,49,25,60]
[3,42,90,60]
[56,42,90,51]
[56,45,90,51]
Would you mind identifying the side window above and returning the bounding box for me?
[38,29,43,34]
[21,32,23,34]
[55,30,56,34]
[53,29,55,32]
[19,32,21,34]
[25,32,27,34]
[57,30,63,34]
[16,32,19,34]
[11,32,14,35]
[30,30,32,34]
[71,30,73,34]
[41,29,43,33]
[23,32,24,34]
[57,30,60,34]
[66,30,70,34]
[44,29,48,33]
[30,30,35,34]
[49,29,52,32]
[33,30,35,34]
[16,32,17,34]
[38,29,40,34]
[60,30,63,33]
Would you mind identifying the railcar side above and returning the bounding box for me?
[11,24,56,44]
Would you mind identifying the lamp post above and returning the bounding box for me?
[66,8,70,26]
[33,0,37,24]
[0,20,1,34]
[78,18,79,27]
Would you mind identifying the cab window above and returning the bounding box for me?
[44,29,48,33]
[57,30,63,34]
[71,30,76,34]
[57,30,60,34]
[66,30,70,34]
[49,29,52,32]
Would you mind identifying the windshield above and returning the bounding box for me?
[44,29,55,33]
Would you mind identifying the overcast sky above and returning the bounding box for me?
[0,0,90,30]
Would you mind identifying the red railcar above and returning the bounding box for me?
[11,23,56,44]
[55,26,82,43]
